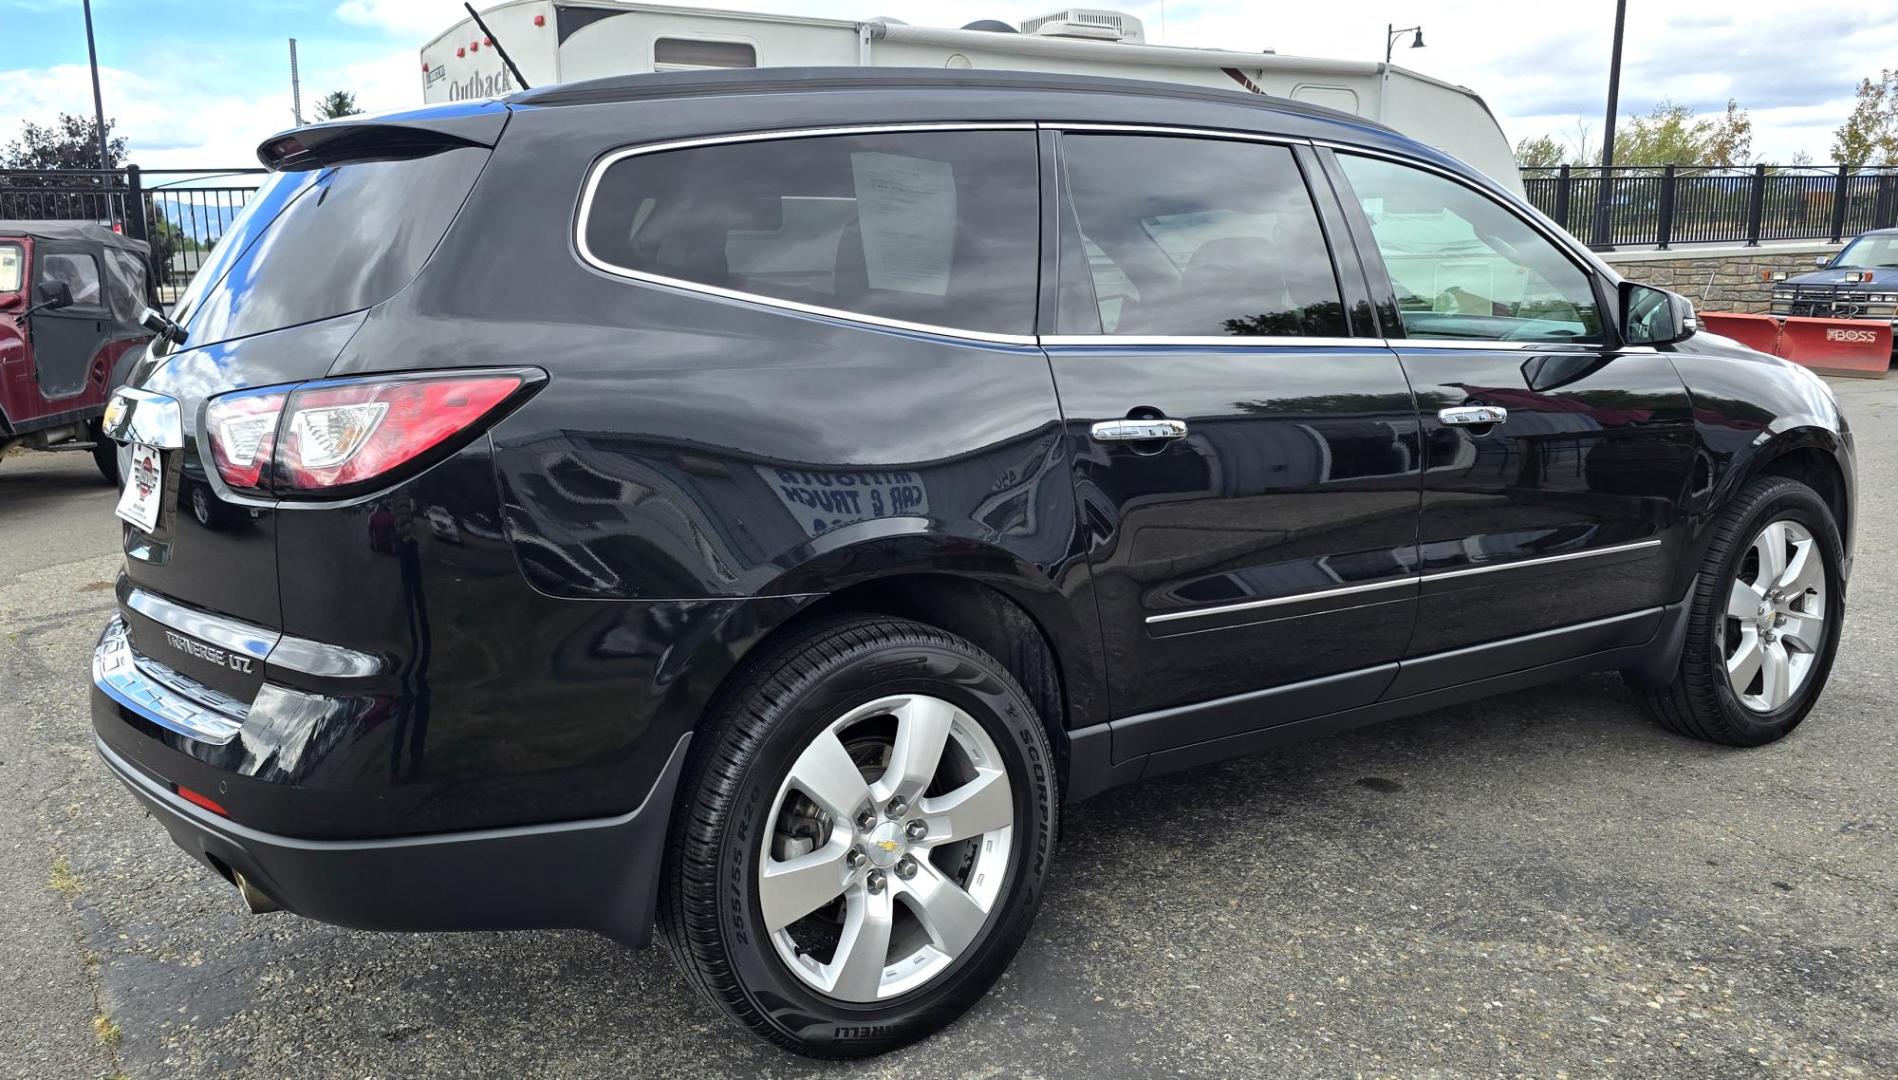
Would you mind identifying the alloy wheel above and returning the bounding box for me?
[758,694,1015,1002]
[1724,518,1827,712]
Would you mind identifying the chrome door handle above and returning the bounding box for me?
[1090,418,1189,442]
[1438,405,1507,426]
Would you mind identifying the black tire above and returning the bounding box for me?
[91,424,121,486]
[1632,476,1845,746]
[659,614,1058,1058]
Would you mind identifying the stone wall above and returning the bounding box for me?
[1599,243,1835,314]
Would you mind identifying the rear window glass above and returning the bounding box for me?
[176,146,488,348]
[582,130,1040,336]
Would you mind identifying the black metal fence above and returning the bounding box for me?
[0,165,266,296]
[1524,164,1898,250]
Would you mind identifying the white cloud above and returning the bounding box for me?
[5,0,1898,167]
[0,63,292,168]
[335,0,476,38]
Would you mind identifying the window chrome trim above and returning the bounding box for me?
[1421,538,1662,584]
[1043,334,1379,348]
[1146,576,1417,625]
[1387,338,1599,352]
[1040,122,1306,148]
[573,122,1042,347]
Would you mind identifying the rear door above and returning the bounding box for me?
[30,243,110,398]
[1044,129,1422,756]
[1320,149,1696,686]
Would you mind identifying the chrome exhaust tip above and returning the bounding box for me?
[232,871,281,915]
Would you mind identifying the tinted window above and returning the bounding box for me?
[42,252,102,308]
[584,130,1040,336]
[653,38,756,69]
[1337,154,1603,343]
[178,146,489,349]
[1056,134,1347,337]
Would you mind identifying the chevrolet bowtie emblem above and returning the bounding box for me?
[875,839,900,852]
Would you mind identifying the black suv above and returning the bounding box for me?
[93,69,1854,1057]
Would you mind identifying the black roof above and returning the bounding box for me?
[509,65,1397,137]
[0,219,150,254]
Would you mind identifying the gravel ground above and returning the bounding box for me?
[2,378,1894,1080]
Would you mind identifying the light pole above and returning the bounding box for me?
[1591,0,1629,249]
[1385,23,1425,65]
[81,0,111,170]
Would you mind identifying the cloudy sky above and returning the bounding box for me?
[3,0,1897,168]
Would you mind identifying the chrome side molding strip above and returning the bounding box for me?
[1145,576,1416,625]
[1420,538,1663,584]
[1147,539,1664,625]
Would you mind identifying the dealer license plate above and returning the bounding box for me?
[114,443,163,533]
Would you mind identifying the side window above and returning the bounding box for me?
[1336,154,1604,343]
[1056,134,1347,338]
[583,130,1040,336]
[653,38,756,70]
[41,252,102,308]
[0,243,21,294]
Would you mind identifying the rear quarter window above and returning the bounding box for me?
[580,129,1041,337]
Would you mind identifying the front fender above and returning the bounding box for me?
[1665,338,1856,583]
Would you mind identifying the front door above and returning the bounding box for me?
[1044,130,1423,756]
[1322,150,1697,683]
[31,243,111,399]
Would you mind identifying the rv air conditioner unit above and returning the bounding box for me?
[1018,9,1146,43]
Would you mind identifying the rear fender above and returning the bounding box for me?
[743,527,1109,732]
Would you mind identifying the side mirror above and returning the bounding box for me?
[1815,255,1833,267]
[35,279,73,311]
[1620,282,1697,347]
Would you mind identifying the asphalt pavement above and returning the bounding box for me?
[2,379,1895,1079]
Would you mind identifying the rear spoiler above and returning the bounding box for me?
[257,102,509,171]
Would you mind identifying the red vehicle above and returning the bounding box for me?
[0,220,154,483]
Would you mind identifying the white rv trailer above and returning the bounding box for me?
[420,2,1522,192]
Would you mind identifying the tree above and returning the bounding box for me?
[315,91,362,120]
[1833,70,1898,166]
[1514,134,1568,169]
[1,114,128,227]
[2,113,126,172]
[1606,99,1753,166]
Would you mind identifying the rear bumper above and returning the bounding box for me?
[93,723,689,947]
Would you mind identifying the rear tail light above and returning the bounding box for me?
[205,370,534,498]
[207,389,288,493]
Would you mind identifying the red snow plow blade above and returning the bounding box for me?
[1698,311,1891,378]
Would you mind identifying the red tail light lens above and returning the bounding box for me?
[279,374,523,492]
[206,389,288,493]
[203,371,532,498]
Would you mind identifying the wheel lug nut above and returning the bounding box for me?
[854,809,876,832]
[896,855,918,880]
[905,819,927,841]
[845,847,864,868]
[885,796,907,819]
[865,869,886,894]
